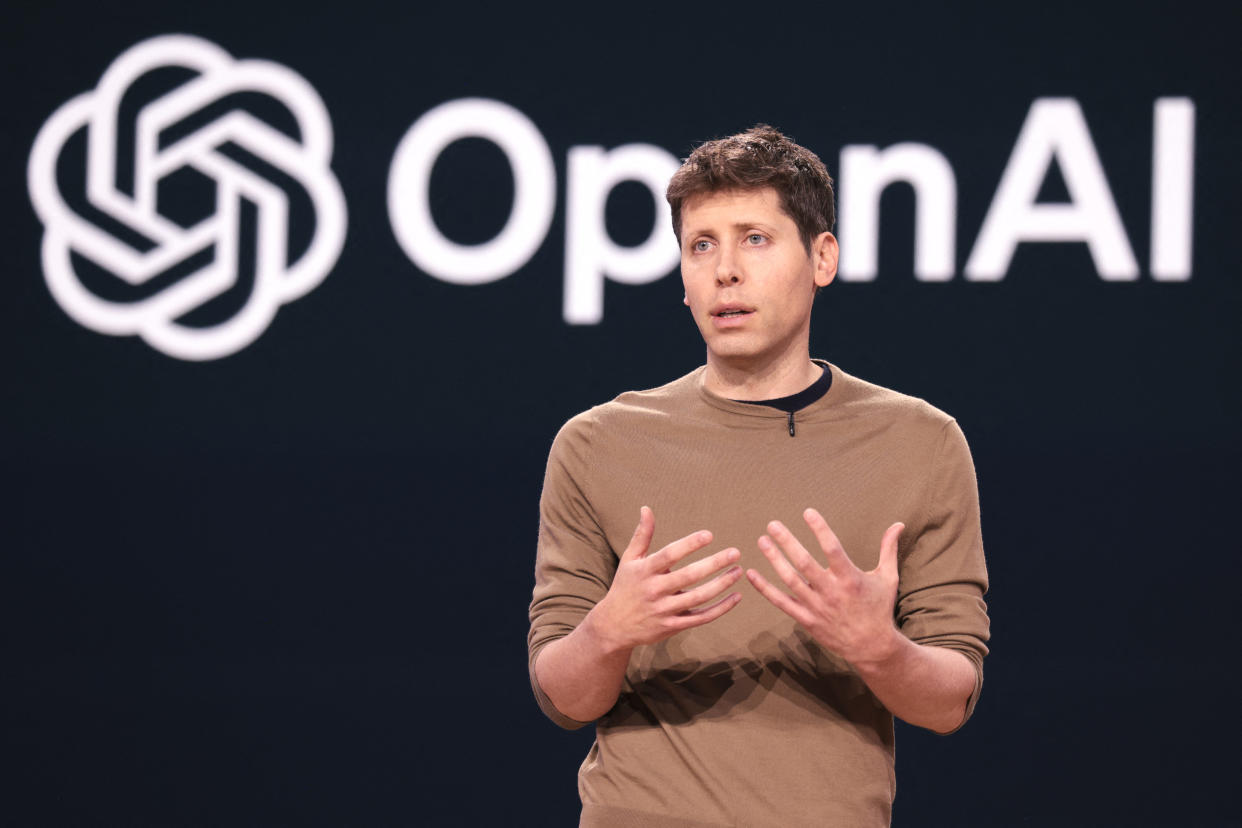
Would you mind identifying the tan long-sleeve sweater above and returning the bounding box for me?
[529,362,990,827]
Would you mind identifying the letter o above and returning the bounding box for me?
[387,98,556,284]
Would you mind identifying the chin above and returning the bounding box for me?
[706,340,767,364]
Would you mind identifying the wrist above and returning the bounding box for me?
[582,599,635,659]
[847,625,906,676]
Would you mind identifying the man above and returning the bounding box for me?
[528,125,989,827]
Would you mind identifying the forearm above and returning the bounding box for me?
[851,629,976,734]
[533,605,633,723]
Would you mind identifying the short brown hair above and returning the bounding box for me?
[666,125,835,251]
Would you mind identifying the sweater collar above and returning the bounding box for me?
[695,359,843,420]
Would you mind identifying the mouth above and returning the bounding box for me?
[711,305,755,318]
[709,304,755,329]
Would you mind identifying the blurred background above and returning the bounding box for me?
[4,1,1239,824]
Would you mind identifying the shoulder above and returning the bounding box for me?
[827,364,960,444]
[828,367,979,482]
[553,367,703,447]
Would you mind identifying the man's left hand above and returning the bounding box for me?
[746,508,905,668]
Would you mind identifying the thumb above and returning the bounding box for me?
[877,521,904,576]
[622,506,656,560]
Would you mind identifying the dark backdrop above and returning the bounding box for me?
[4,1,1240,825]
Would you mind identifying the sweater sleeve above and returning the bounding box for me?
[527,414,619,729]
[895,418,991,731]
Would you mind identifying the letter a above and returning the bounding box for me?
[965,98,1138,281]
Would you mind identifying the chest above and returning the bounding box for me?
[594,419,923,576]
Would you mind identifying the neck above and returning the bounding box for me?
[703,348,821,401]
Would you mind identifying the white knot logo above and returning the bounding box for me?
[27,35,347,361]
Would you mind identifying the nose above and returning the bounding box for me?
[715,247,743,286]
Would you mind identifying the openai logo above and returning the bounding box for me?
[28,35,346,361]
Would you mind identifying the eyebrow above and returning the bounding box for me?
[685,220,779,237]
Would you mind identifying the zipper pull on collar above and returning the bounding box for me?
[788,411,796,437]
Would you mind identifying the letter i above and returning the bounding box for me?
[1150,98,1195,281]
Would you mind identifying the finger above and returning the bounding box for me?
[875,522,905,576]
[644,529,714,572]
[758,534,819,603]
[666,564,744,612]
[621,506,656,561]
[665,547,741,590]
[802,508,857,576]
[745,568,816,628]
[666,590,742,630]
[766,519,828,585]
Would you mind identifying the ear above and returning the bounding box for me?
[812,232,839,288]
[683,294,690,306]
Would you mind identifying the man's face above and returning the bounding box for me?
[679,187,838,370]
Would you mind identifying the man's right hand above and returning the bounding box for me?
[589,506,743,653]
[534,506,742,722]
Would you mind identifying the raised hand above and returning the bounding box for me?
[592,506,744,652]
[746,508,905,667]
[535,506,743,722]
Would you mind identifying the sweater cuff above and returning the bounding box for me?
[927,641,984,734]
[528,641,596,731]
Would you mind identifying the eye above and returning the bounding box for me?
[746,233,766,245]
[692,239,713,253]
